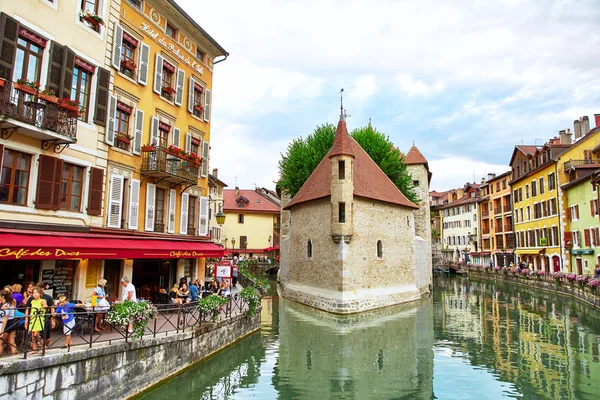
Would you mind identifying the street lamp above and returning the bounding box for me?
[231,237,236,257]
[207,197,226,240]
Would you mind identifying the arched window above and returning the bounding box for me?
[376,240,383,259]
[307,240,313,259]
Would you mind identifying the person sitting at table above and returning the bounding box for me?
[209,280,220,295]
[177,283,191,304]
[219,279,231,297]
[169,284,182,304]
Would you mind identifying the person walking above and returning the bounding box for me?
[232,263,239,286]
[55,295,81,348]
[0,290,18,356]
[120,277,137,334]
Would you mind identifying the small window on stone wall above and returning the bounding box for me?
[339,202,346,223]
[338,160,345,180]
[307,240,313,259]
[377,240,383,259]
[413,180,419,186]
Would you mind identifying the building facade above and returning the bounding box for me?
[208,168,227,246]
[480,171,514,267]
[438,184,479,264]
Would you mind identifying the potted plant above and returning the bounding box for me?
[80,10,105,27]
[161,86,176,97]
[193,104,204,114]
[116,133,133,144]
[14,79,39,95]
[120,59,137,72]
[39,88,58,104]
[106,300,157,340]
[187,152,202,165]
[58,98,80,113]
[197,295,227,322]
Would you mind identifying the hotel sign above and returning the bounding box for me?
[140,23,204,75]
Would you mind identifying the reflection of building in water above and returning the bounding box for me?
[275,297,434,399]
[439,280,600,400]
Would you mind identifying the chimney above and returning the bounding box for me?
[582,116,590,136]
[212,168,218,178]
[235,186,239,196]
[595,114,600,128]
[486,173,496,181]
[574,120,582,139]
[559,129,572,145]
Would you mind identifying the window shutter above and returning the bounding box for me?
[105,95,117,145]
[87,167,104,216]
[35,155,62,210]
[199,196,208,236]
[187,77,194,113]
[173,127,180,148]
[204,89,211,121]
[575,205,579,220]
[145,183,156,231]
[46,41,64,96]
[133,109,144,155]
[175,68,185,106]
[107,174,124,228]
[94,67,110,126]
[167,188,176,233]
[153,53,163,95]
[564,231,573,246]
[128,179,140,230]
[112,24,123,69]
[0,13,19,80]
[61,47,75,100]
[567,207,572,221]
[150,116,159,146]
[584,229,591,247]
[201,141,209,177]
[137,42,150,84]
[185,133,191,153]
[180,192,189,235]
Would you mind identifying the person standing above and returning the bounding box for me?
[25,283,54,348]
[25,287,48,353]
[189,280,199,302]
[55,295,79,348]
[232,263,239,286]
[595,264,600,278]
[0,290,18,356]
[92,279,109,333]
[121,276,137,302]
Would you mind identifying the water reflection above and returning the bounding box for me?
[136,278,600,400]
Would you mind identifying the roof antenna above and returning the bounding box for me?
[339,89,348,121]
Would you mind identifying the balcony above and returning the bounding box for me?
[494,207,502,215]
[564,159,600,173]
[0,80,77,150]
[482,228,490,235]
[495,225,503,233]
[503,205,511,213]
[481,210,489,218]
[141,146,200,185]
[504,223,513,232]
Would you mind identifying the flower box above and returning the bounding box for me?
[58,101,80,113]
[193,105,204,113]
[0,78,5,88]
[39,93,58,104]
[83,13,104,27]
[161,87,176,96]
[14,82,37,96]
[121,59,136,72]
[116,135,131,144]
[141,145,156,152]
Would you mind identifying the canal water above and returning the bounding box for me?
[136,278,600,399]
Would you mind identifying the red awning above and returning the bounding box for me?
[263,246,279,251]
[0,231,224,260]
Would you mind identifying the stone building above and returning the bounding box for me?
[279,114,432,314]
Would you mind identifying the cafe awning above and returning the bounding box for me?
[515,249,543,255]
[263,246,280,251]
[0,231,224,260]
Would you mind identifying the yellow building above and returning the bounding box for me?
[222,188,280,258]
[99,0,228,292]
[208,168,227,245]
[509,138,571,272]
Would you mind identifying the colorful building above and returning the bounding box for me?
[222,188,280,258]
[509,138,571,272]
[208,168,227,246]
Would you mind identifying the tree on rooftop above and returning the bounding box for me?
[278,123,418,203]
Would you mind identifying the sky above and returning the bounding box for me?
[178,0,600,192]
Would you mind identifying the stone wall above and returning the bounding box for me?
[406,164,432,288]
[0,312,260,400]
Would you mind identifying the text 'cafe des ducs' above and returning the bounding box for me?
[0,230,224,300]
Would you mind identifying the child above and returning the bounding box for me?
[25,287,48,353]
[55,295,80,348]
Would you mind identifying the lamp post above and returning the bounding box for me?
[231,237,236,258]
[502,246,507,268]
[207,197,226,240]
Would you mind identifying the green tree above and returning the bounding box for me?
[278,123,419,203]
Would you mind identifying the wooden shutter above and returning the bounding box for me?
[174,68,185,106]
[128,179,140,230]
[112,24,123,69]
[132,109,144,155]
[46,41,64,96]
[107,174,124,228]
[153,53,163,94]
[150,116,159,146]
[201,141,209,177]
[61,47,75,100]
[180,192,189,235]
[0,13,19,80]
[567,207,572,221]
[167,188,176,233]
[584,229,591,247]
[94,67,110,126]
[87,167,104,216]
[35,155,63,210]
[185,133,191,153]
[204,89,211,121]
[173,127,180,148]
[199,196,208,236]
[138,42,150,84]
[145,183,156,231]
[564,231,573,246]
[105,95,117,145]
[575,204,579,220]
[187,77,195,113]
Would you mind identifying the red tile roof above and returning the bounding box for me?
[404,145,428,165]
[285,119,418,210]
[224,190,280,213]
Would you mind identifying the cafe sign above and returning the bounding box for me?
[140,22,204,75]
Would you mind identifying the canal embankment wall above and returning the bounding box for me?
[468,270,600,309]
[0,311,260,400]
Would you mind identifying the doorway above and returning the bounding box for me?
[552,256,561,272]
[103,260,122,303]
[576,258,583,275]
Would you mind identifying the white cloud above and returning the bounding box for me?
[395,74,444,97]
[429,156,510,191]
[349,75,377,101]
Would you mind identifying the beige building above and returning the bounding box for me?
[280,115,432,314]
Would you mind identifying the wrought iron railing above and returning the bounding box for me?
[141,146,200,183]
[564,159,600,172]
[0,80,77,139]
